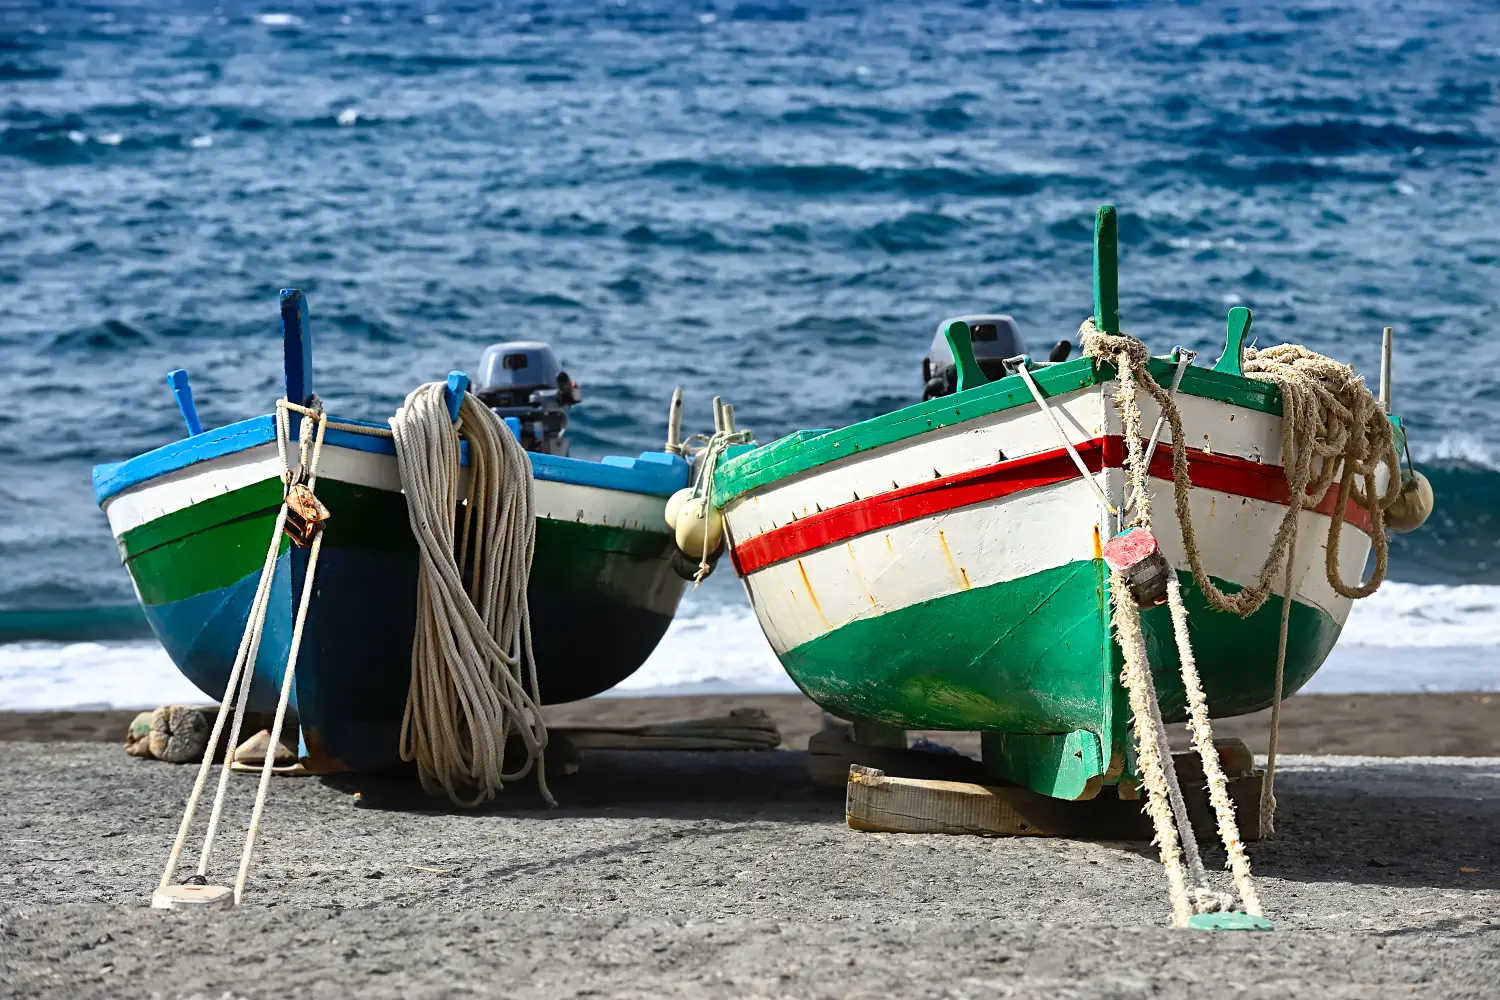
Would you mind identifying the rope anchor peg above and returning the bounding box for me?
[1102,528,1171,608]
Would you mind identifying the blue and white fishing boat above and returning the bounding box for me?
[92,290,696,771]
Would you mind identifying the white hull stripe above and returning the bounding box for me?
[103,441,670,539]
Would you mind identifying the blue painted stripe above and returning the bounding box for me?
[93,413,689,505]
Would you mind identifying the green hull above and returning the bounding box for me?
[778,560,1337,799]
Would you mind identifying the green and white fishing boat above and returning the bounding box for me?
[710,205,1430,801]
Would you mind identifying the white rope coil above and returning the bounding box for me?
[390,382,552,808]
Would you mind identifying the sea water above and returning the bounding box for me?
[1,0,1496,708]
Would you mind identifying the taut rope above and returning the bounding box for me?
[159,398,331,904]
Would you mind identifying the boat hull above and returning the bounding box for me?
[715,357,1380,799]
[99,423,689,771]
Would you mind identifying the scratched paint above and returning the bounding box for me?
[797,559,832,630]
[935,528,969,591]
[846,542,879,609]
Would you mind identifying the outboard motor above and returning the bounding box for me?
[922,315,1025,401]
[921,315,1074,400]
[473,341,581,456]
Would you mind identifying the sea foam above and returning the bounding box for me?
[1,583,1493,710]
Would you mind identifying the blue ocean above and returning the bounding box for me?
[2,0,1496,707]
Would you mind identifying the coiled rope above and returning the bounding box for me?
[390,382,552,808]
[1073,318,1399,923]
[159,398,330,904]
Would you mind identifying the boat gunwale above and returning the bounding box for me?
[93,412,689,507]
[711,355,1283,509]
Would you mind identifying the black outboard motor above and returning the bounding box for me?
[473,341,581,456]
[922,315,1025,400]
[921,315,1074,400]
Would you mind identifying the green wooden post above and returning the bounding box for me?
[1093,205,1119,336]
[1213,306,1254,377]
[943,320,988,392]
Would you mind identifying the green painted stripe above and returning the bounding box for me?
[532,518,682,614]
[127,510,287,606]
[119,477,285,557]
[777,561,1337,737]
[122,476,679,610]
[712,356,1283,508]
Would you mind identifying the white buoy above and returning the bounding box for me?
[152,883,233,910]
[1386,469,1434,533]
[674,496,723,556]
[664,487,695,532]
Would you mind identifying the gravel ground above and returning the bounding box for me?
[1,743,1497,999]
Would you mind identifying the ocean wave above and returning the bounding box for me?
[857,211,966,253]
[0,641,200,711]
[778,104,910,127]
[729,4,809,22]
[0,62,62,80]
[641,159,1085,197]
[1386,457,1500,585]
[1196,119,1493,157]
[1340,583,1500,648]
[608,606,792,694]
[45,318,154,351]
[1412,435,1498,469]
[1140,153,1399,187]
[0,102,393,163]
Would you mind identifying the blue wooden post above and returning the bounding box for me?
[444,370,468,424]
[280,288,312,439]
[165,369,203,436]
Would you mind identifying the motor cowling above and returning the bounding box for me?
[473,341,580,456]
[922,315,1025,400]
[920,315,1074,401]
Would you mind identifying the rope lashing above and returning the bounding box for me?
[391,382,552,808]
[682,427,752,583]
[1083,315,1400,867]
[158,398,331,904]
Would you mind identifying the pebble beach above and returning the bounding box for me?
[2,692,1498,998]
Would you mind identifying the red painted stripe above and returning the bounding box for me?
[729,435,1373,576]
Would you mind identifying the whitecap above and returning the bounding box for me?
[1412,434,1497,469]
[336,108,359,127]
[1341,582,1500,648]
[255,12,303,27]
[0,641,203,711]
[189,134,213,148]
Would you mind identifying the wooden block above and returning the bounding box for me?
[556,708,782,752]
[844,764,1263,842]
[808,725,988,789]
[847,766,1059,836]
